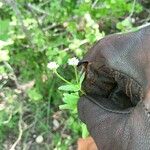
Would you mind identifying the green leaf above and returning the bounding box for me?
[81,123,89,138]
[62,93,79,107]
[59,104,71,110]
[0,20,9,40]
[27,88,43,102]
[116,18,132,31]
[63,93,79,103]
[58,84,80,92]
[0,66,5,74]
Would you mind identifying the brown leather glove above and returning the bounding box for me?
[78,25,150,150]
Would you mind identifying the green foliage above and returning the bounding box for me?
[27,88,43,102]
[0,0,144,149]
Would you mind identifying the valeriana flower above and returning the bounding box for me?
[68,57,79,66]
[47,61,59,70]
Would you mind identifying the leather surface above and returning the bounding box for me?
[78,25,150,150]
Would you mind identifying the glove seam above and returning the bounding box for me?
[85,95,131,114]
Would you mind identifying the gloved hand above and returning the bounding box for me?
[78,25,150,150]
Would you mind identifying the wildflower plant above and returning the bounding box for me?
[47,58,89,138]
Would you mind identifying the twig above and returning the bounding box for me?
[92,0,99,8]
[129,0,137,18]
[10,105,23,150]
[43,23,60,31]
[26,3,49,15]
[137,22,150,29]
[39,0,50,7]
[4,62,20,89]
[2,114,13,124]
[26,3,46,35]
[4,0,34,47]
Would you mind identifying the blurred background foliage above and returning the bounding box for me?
[0,0,149,149]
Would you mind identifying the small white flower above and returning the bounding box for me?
[0,2,3,8]
[63,22,68,27]
[47,62,59,70]
[68,57,79,66]
[84,13,91,22]
[131,18,135,23]
[0,50,10,62]
[14,89,22,94]
[3,74,8,79]
[0,92,5,98]
[36,135,44,144]
[0,75,2,80]
[0,103,6,111]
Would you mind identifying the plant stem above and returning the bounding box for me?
[10,104,23,150]
[54,70,71,84]
[74,66,78,83]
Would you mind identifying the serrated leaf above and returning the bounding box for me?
[62,93,79,106]
[58,84,80,91]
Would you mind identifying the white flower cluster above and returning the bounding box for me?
[47,61,59,70]
[68,57,79,66]
[0,2,3,8]
[47,57,79,71]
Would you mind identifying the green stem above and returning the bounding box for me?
[54,70,71,84]
[74,66,78,83]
